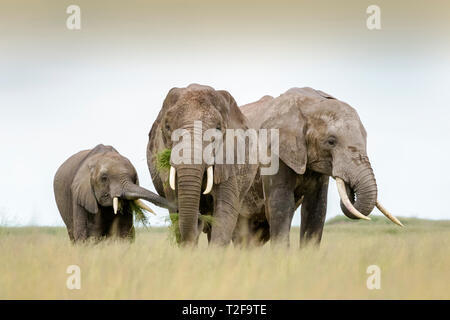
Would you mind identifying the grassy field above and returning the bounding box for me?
[0,216,449,300]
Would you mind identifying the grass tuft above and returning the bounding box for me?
[166,213,214,245]
[118,200,149,228]
[156,149,172,173]
[129,201,149,227]
[167,213,181,245]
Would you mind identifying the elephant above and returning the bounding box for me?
[147,84,258,246]
[233,87,402,247]
[54,144,176,242]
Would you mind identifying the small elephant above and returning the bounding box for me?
[147,84,258,246]
[234,87,402,247]
[54,144,175,242]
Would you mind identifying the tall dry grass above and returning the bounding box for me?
[0,216,449,299]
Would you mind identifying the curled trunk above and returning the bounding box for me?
[340,164,377,219]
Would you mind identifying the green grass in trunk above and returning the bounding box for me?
[156,148,171,173]
[167,213,214,245]
[155,148,215,244]
[118,200,149,228]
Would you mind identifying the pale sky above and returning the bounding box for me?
[1,1,449,226]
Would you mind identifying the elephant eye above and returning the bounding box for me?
[327,137,337,147]
[100,175,108,183]
[216,125,222,131]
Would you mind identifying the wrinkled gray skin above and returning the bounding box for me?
[234,88,377,247]
[147,84,257,246]
[54,144,175,242]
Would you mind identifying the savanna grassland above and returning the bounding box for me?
[0,216,449,300]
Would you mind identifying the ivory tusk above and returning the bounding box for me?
[113,197,119,215]
[203,166,213,195]
[376,201,404,227]
[134,200,156,216]
[335,177,371,221]
[169,166,176,191]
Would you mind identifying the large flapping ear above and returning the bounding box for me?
[71,158,98,214]
[316,89,336,100]
[217,90,250,130]
[213,162,233,186]
[210,90,250,185]
[149,87,183,140]
[261,99,308,175]
[162,87,182,111]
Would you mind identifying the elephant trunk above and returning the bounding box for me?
[340,163,378,219]
[168,122,211,244]
[176,165,204,244]
[122,182,177,212]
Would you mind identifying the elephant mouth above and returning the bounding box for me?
[169,165,214,195]
[169,165,215,216]
[111,197,156,216]
[345,184,357,207]
[335,177,371,220]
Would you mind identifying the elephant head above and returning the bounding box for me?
[150,84,251,244]
[259,88,402,225]
[72,144,176,216]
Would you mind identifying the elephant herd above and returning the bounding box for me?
[53,84,403,247]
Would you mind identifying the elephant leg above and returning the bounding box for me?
[107,213,134,240]
[118,213,134,239]
[251,217,270,246]
[210,177,239,246]
[67,228,75,242]
[232,215,251,247]
[202,217,212,243]
[72,204,89,242]
[262,161,297,246]
[195,219,204,245]
[207,229,212,243]
[233,215,270,247]
[108,217,120,239]
[300,174,329,248]
[87,210,106,240]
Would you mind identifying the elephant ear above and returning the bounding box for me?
[316,89,336,100]
[261,100,308,175]
[149,87,183,144]
[212,90,249,185]
[217,90,250,130]
[71,159,98,214]
[213,162,233,185]
[162,87,182,111]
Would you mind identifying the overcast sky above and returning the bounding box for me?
[1,0,449,226]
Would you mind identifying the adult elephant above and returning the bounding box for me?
[147,84,257,246]
[54,144,175,242]
[233,87,402,247]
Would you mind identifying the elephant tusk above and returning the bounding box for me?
[335,178,371,221]
[169,166,176,191]
[134,200,156,216]
[203,166,213,195]
[113,197,119,215]
[376,201,404,227]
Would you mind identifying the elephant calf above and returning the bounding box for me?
[54,144,175,242]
